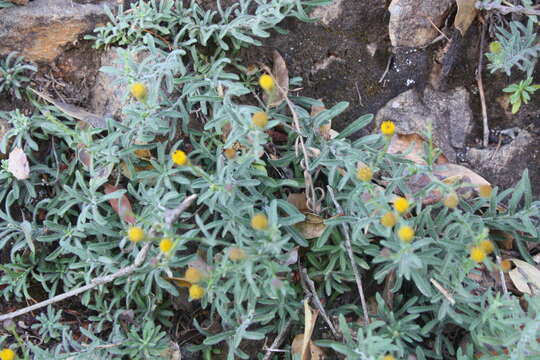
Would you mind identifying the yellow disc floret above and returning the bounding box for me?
[128,226,145,243]
[443,191,459,209]
[380,121,395,137]
[479,184,492,198]
[171,150,189,166]
[185,267,203,284]
[479,239,494,254]
[470,246,486,263]
[259,74,274,92]
[398,225,415,243]
[251,213,269,230]
[252,111,269,128]
[130,82,147,101]
[223,148,237,160]
[393,197,409,214]
[380,212,397,228]
[0,348,15,360]
[189,284,205,300]
[383,355,395,360]
[356,166,373,182]
[229,247,246,261]
[159,238,174,254]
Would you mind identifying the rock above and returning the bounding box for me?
[90,47,127,119]
[466,129,537,191]
[388,0,454,48]
[311,0,344,26]
[0,0,117,63]
[375,86,473,162]
[0,117,10,158]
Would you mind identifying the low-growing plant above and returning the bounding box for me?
[0,52,36,99]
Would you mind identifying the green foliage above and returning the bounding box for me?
[0,52,36,99]
[0,0,539,359]
[502,76,540,114]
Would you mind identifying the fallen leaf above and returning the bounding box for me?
[8,147,30,180]
[265,50,289,107]
[291,300,320,360]
[288,192,309,213]
[77,144,92,170]
[388,133,448,165]
[103,184,136,224]
[508,259,540,295]
[294,213,327,239]
[454,0,478,36]
[281,247,299,266]
[433,163,490,187]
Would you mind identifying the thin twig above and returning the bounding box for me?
[262,319,292,360]
[476,19,490,148]
[299,267,339,338]
[0,194,198,322]
[378,55,393,84]
[496,256,508,295]
[427,17,450,42]
[430,278,455,305]
[327,186,370,325]
[476,1,540,16]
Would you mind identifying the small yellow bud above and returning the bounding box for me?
[171,150,188,166]
[380,121,395,137]
[223,148,237,160]
[185,267,203,284]
[127,226,144,242]
[380,212,396,228]
[0,348,15,360]
[130,82,147,101]
[159,238,174,254]
[500,259,512,272]
[393,197,409,214]
[479,184,492,198]
[479,239,494,254]
[383,355,395,360]
[470,246,486,263]
[489,41,503,54]
[251,213,269,230]
[259,74,274,92]
[443,191,459,209]
[189,284,205,300]
[229,247,246,261]
[356,166,373,182]
[252,111,269,128]
[398,225,415,243]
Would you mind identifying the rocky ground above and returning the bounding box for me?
[1,0,538,196]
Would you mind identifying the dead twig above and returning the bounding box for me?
[378,55,393,84]
[0,194,198,323]
[427,17,450,42]
[430,278,456,305]
[262,319,293,360]
[496,255,508,295]
[299,267,339,338]
[476,2,540,16]
[327,186,370,325]
[476,19,490,148]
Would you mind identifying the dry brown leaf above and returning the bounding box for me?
[454,0,478,36]
[294,213,327,239]
[508,259,540,295]
[433,163,490,187]
[103,184,136,224]
[291,300,320,360]
[266,50,289,107]
[309,342,325,360]
[288,192,309,213]
[388,133,448,165]
[8,147,30,180]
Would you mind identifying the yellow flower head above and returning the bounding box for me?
[252,111,269,128]
[443,191,459,209]
[398,225,415,243]
[185,267,203,284]
[489,41,503,54]
[380,121,395,137]
[383,355,395,360]
[159,238,174,254]
[130,82,147,101]
[380,212,397,228]
[500,259,512,272]
[223,148,237,160]
[0,349,15,360]
[229,247,246,261]
[259,74,274,92]
[479,239,494,254]
[171,150,188,166]
[127,226,144,243]
[189,284,205,300]
[356,166,373,182]
[393,197,409,214]
[479,184,492,198]
[470,246,486,263]
[251,213,268,230]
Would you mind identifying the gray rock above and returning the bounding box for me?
[466,129,536,190]
[0,0,117,63]
[90,47,127,119]
[375,86,473,162]
[388,0,454,48]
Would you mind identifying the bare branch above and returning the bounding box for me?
[262,319,292,360]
